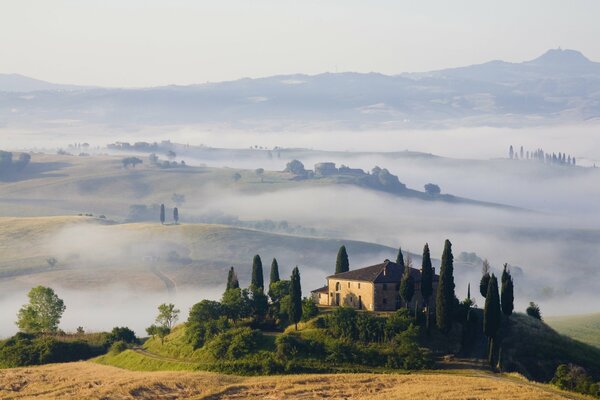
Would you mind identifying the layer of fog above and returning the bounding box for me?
[3,123,600,166]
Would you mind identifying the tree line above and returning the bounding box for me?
[509,145,576,166]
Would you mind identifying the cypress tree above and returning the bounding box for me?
[270,258,280,284]
[289,266,302,330]
[436,239,455,334]
[479,259,491,298]
[173,207,179,224]
[226,266,239,290]
[501,264,514,317]
[335,245,349,274]
[251,255,264,291]
[268,258,280,299]
[399,263,414,309]
[160,204,165,224]
[421,243,434,330]
[484,274,502,368]
[396,247,405,267]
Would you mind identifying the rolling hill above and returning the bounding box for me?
[546,313,600,348]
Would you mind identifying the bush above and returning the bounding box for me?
[205,328,262,360]
[526,302,542,320]
[109,340,128,354]
[327,307,357,340]
[301,297,319,321]
[552,364,599,397]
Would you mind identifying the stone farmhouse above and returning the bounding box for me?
[311,259,439,312]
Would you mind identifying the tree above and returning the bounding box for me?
[284,159,305,175]
[226,266,240,290]
[526,302,542,320]
[251,289,269,322]
[420,243,434,330]
[16,286,66,334]
[500,264,514,317]
[166,150,176,160]
[122,157,142,168]
[160,204,165,224]
[255,168,265,182]
[232,172,242,182]
[509,145,514,159]
[289,266,302,330]
[268,258,280,299]
[156,303,180,329]
[251,255,264,291]
[301,297,319,321]
[424,183,441,196]
[396,246,405,267]
[483,274,502,368]
[436,239,455,334]
[399,257,415,309]
[173,207,179,224]
[335,245,349,274]
[480,259,491,298]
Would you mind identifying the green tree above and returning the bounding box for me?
[251,289,269,322]
[173,207,179,224]
[526,302,542,320]
[500,264,514,317]
[155,303,180,329]
[251,254,264,291]
[160,203,165,224]
[436,239,455,334]
[221,288,252,322]
[16,286,66,334]
[289,266,302,330]
[268,258,280,299]
[420,243,434,330]
[399,258,414,309]
[480,259,491,298]
[226,266,240,290]
[396,246,405,267]
[335,245,349,274]
[301,297,319,321]
[483,274,502,368]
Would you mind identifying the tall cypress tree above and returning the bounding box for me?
[289,266,302,330]
[484,274,502,368]
[160,204,165,224]
[501,264,514,317]
[436,239,455,334]
[396,247,405,267]
[251,255,264,291]
[480,259,491,298]
[226,266,239,290]
[270,258,280,284]
[173,207,179,224]
[335,245,349,274]
[421,243,434,330]
[399,263,414,309]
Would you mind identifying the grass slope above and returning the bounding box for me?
[0,361,591,400]
[546,313,600,349]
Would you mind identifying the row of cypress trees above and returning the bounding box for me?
[225,255,303,329]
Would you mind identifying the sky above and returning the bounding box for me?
[1,0,600,87]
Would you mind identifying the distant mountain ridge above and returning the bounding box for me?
[2,48,600,128]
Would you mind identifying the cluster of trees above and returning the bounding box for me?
[184,255,310,352]
[146,303,180,343]
[552,363,600,398]
[121,157,143,168]
[509,145,576,166]
[0,150,31,175]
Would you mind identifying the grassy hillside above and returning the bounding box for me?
[0,216,396,292]
[546,313,600,349]
[0,361,590,400]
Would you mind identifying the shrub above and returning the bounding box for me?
[109,340,128,355]
[106,327,137,345]
[327,307,357,340]
[526,302,542,320]
[205,328,262,360]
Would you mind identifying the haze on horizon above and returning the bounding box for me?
[2,0,600,87]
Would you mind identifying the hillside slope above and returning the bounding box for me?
[546,313,600,349]
[0,216,396,292]
[0,361,589,400]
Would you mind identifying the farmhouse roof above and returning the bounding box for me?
[310,285,328,293]
[326,259,436,284]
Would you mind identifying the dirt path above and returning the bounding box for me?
[150,266,176,295]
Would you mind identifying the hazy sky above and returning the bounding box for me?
[2,0,600,87]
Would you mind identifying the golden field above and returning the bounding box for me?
[0,361,591,400]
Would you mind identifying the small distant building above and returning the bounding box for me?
[311,259,439,312]
[338,165,365,175]
[314,162,338,176]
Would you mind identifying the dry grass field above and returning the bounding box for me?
[0,361,590,400]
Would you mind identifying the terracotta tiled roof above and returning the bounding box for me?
[311,285,328,293]
[326,259,437,284]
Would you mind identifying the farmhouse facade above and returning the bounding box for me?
[311,259,439,312]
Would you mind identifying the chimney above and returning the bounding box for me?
[383,259,390,276]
